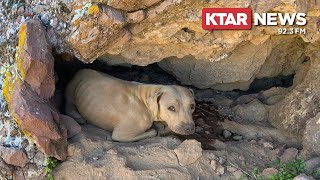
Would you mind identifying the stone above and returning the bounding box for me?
[262,168,278,179]
[233,99,268,122]
[302,113,320,156]
[210,160,217,170]
[233,170,244,179]
[8,81,61,140]
[304,157,320,172]
[215,165,225,175]
[18,20,55,99]
[0,146,28,167]
[226,165,237,173]
[13,169,25,180]
[268,46,320,142]
[174,139,202,166]
[222,130,232,138]
[159,40,272,91]
[293,174,315,180]
[6,80,67,160]
[262,142,274,149]
[0,159,14,177]
[265,95,285,105]
[233,135,243,141]
[280,148,299,163]
[105,0,162,12]
[59,114,81,139]
[256,36,306,79]
[211,140,227,150]
[127,10,145,23]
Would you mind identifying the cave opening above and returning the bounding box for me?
[53,55,300,150]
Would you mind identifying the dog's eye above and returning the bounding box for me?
[168,106,176,112]
[190,104,195,110]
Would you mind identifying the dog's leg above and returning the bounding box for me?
[153,122,172,136]
[112,127,157,142]
[65,99,86,124]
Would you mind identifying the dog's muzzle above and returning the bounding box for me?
[177,122,195,135]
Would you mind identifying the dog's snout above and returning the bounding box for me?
[184,123,195,134]
[185,124,195,131]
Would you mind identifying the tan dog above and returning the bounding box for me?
[65,69,196,142]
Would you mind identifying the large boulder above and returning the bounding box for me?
[158,40,272,91]
[3,19,67,160]
[17,20,55,99]
[268,43,320,156]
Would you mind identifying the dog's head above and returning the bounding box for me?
[147,85,196,135]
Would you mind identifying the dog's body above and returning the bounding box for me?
[65,69,195,142]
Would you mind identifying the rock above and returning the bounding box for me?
[262,142,274,149]
[265,95,285,105]
[262,168,279,179]
[256,37,306,79]
[232,135,243,141]
[233,99,268,122]
[18,20,55,99]
[0,146,28,167]
[210,160,217,170]
[59,114,81,139]
[293,174,315,180]
[280,148,299,163]
[303,113,320,156]
[6,80,67,160]
[233,170,244,179]
[33,151,46,167]
[127,10,145,23]
[174,139,202,166]
[223,130,232,138]
[226,165,237,173]
[105,0,162,12]
[13,169,25,180]
[268,46,320,147]
[304,157,320,172]
[69,4,131,62]
[211,140,227,150]
[215,165,225,175]
[159,40,272,91]
[0,159,14,177]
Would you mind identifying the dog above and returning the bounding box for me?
[64,69,196,142]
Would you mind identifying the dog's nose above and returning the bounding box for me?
[185,123,195,133]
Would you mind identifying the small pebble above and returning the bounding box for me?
[93,157,99,160]
[205,131,210,134]
[222,129,232,138]
[233,135,243,140]
[263,142,274,149]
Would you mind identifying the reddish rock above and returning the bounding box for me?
[60,115,81,139]
[19,20,55,99]
[33,124,67,160]
[8,81,67,160]
[0,146,28,167]
[10,82,61,140]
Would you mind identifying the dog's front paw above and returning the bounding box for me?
[153,122,172,136]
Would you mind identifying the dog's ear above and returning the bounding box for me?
[147,90,163,120]
[189,88,194,97]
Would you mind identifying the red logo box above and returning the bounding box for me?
[202,8,252,30]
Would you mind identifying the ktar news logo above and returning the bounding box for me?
[202,8,307,34]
